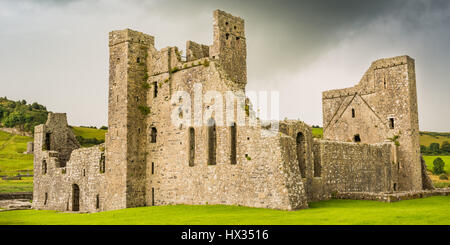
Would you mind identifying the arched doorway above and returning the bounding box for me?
[296,132,306,178]
[72,184,80,211]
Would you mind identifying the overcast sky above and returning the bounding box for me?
[1,0,449,131]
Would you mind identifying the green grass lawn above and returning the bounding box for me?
[0,196,449,225]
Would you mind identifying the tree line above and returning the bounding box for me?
[421,141,450,155]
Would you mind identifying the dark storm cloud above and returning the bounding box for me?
[1,0,449,130]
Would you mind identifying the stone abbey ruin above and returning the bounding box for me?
[32,10,441,213]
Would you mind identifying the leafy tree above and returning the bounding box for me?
[429,143,440,154]
[432,157,446,175]
[441,141,450,154]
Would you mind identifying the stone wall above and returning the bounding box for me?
[315,140,396,194]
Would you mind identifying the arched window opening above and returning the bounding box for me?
[150,127,157,143]
[188,127,195,166]
[296,132,306,178]
[44,133,51,150]
[230,122,237,165]
[207,118,217,165]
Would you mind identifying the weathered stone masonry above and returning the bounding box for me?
[33,10,431,213]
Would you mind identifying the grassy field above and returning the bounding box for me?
[0,131,34,193]
[423,156,450,188]
[0,196,449,225]
[71,126,106,141]
[419,131,450,147]
[423,155,450,173]
[311,127,323,138]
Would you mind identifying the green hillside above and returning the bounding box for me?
[419,131,450,146]
[71,126,107,147]
[72,126,106,141]
[0,97,48,133]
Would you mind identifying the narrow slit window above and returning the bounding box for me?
[42,160,47,175]
[153,82,158,98]
[352,108,355,118]
[152,188,155,206]
[230,123,237,165]
[150,127,157,143]
[188,127,195,166]
[96,194,100,209]
[99,153,105,173]
[151,162,154,174]
[389,118,395,129]
[207,118,217,165]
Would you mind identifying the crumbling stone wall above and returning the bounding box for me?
[33,113,106,212]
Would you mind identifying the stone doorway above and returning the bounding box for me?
[72,184,80,211]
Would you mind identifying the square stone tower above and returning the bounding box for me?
[322,56,422,191]
[210,10,247,87]
[105,29,154,210]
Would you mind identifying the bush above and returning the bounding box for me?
[100,126,108,130]
[432,157,446,175]
[439,174,448,180]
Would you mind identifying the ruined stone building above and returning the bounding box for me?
[32,10,432,213]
